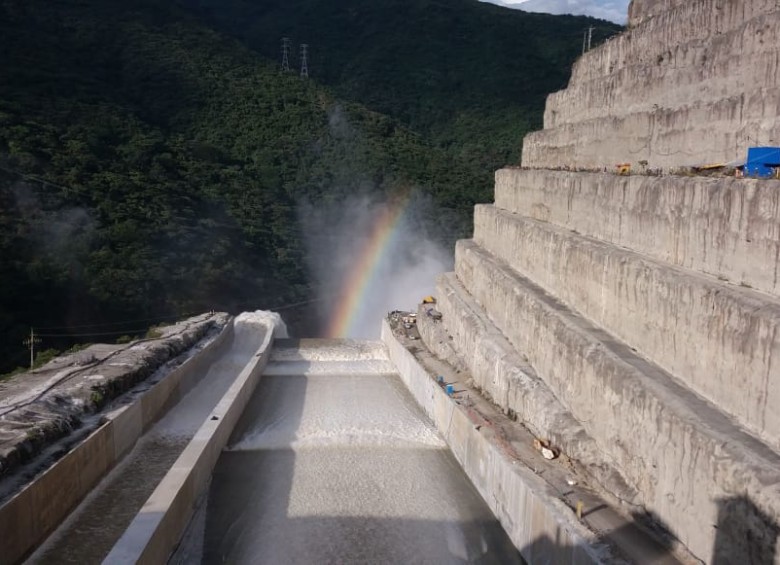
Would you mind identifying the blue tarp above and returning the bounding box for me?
[744,147,780,177]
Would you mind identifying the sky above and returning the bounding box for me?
[480,0,629,24]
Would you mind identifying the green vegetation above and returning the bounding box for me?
[0,0,619,372]
[186,0,619,173]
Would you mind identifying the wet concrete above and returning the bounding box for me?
[26,321,260,564]
[174,349,522,564]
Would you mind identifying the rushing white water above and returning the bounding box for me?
[175,341,522,564]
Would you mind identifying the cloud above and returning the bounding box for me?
[481,0,629,24]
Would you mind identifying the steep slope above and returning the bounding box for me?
[181,0,621,176]
[0,0,475,372]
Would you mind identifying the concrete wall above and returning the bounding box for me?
[473,204,780,447]
[418,274,638,504]
[522,0,780,170]
[523,95,780,170]
[453,239,780,561]
[381,321,620,564]
[494,169,780,297]
[104,312,280,565]
[545,34,780,130]
[0,321,233,565]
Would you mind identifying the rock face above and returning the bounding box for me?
[425,1,780,562]
[523,0,780,171]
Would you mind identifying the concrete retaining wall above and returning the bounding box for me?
[473,204,780,446]
[419,273,636,503]
[494,169,780,297]
[0,320,233,565]
[381,320,616,564]
[522,0,780,170]
[522,96,780,170]
[104,312,279,565]
[454,239,780,561]
[547,26,780,130]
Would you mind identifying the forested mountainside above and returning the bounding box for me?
[184,0,619,174]
[0,0,619,373]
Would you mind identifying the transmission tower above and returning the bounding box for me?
[300,43,309,78]
[281,37,291,71]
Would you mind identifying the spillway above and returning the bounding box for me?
[26,317,272,564]
[171,339,521,564]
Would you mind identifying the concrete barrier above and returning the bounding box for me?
[454,239,780,560]
[0,318,232,565]
[381,320,621,564]
[104,312,281,565]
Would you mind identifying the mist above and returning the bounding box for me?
[299,190,453,339]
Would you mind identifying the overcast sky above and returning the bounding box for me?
[481,0,629,24]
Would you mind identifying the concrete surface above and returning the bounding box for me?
[418,273,637,505]
[27,317,250,564]
[0,314,231,565]
[171,338,522,564]
[473,204,780,446]
[521,0,780,170]
[453,239,780,561]
[0,314,225,486]
[104,311,284,565]
[494,169,780,297]
[381,320,689,564]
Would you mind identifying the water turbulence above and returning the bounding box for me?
[300,191,452,340]
[175,340,521,564]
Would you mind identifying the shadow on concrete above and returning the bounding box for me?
[520,516,677,565]
[712,495,779,565]
[521,494,780,564]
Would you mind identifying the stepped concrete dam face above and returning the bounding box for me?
[2,0,780,563]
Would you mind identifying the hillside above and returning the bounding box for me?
[184,0,620,172]
[0,0,619,372]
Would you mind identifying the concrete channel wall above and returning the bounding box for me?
[0,321,234,565]
[104,312,279,565]
[381,321,615,565]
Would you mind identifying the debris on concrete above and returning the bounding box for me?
[533,437,559,460]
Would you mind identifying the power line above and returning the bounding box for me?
[36,328,154,338]
[36,312,199,331]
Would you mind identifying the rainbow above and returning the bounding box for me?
[325,192,410,338]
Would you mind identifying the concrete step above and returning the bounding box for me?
[454,238,780,562]
[473,204,780,446]
[419,272,638,505]
[544,44,780,129]
[493,169,780,297]
[570,0,779,84]
[521,93,780,170]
